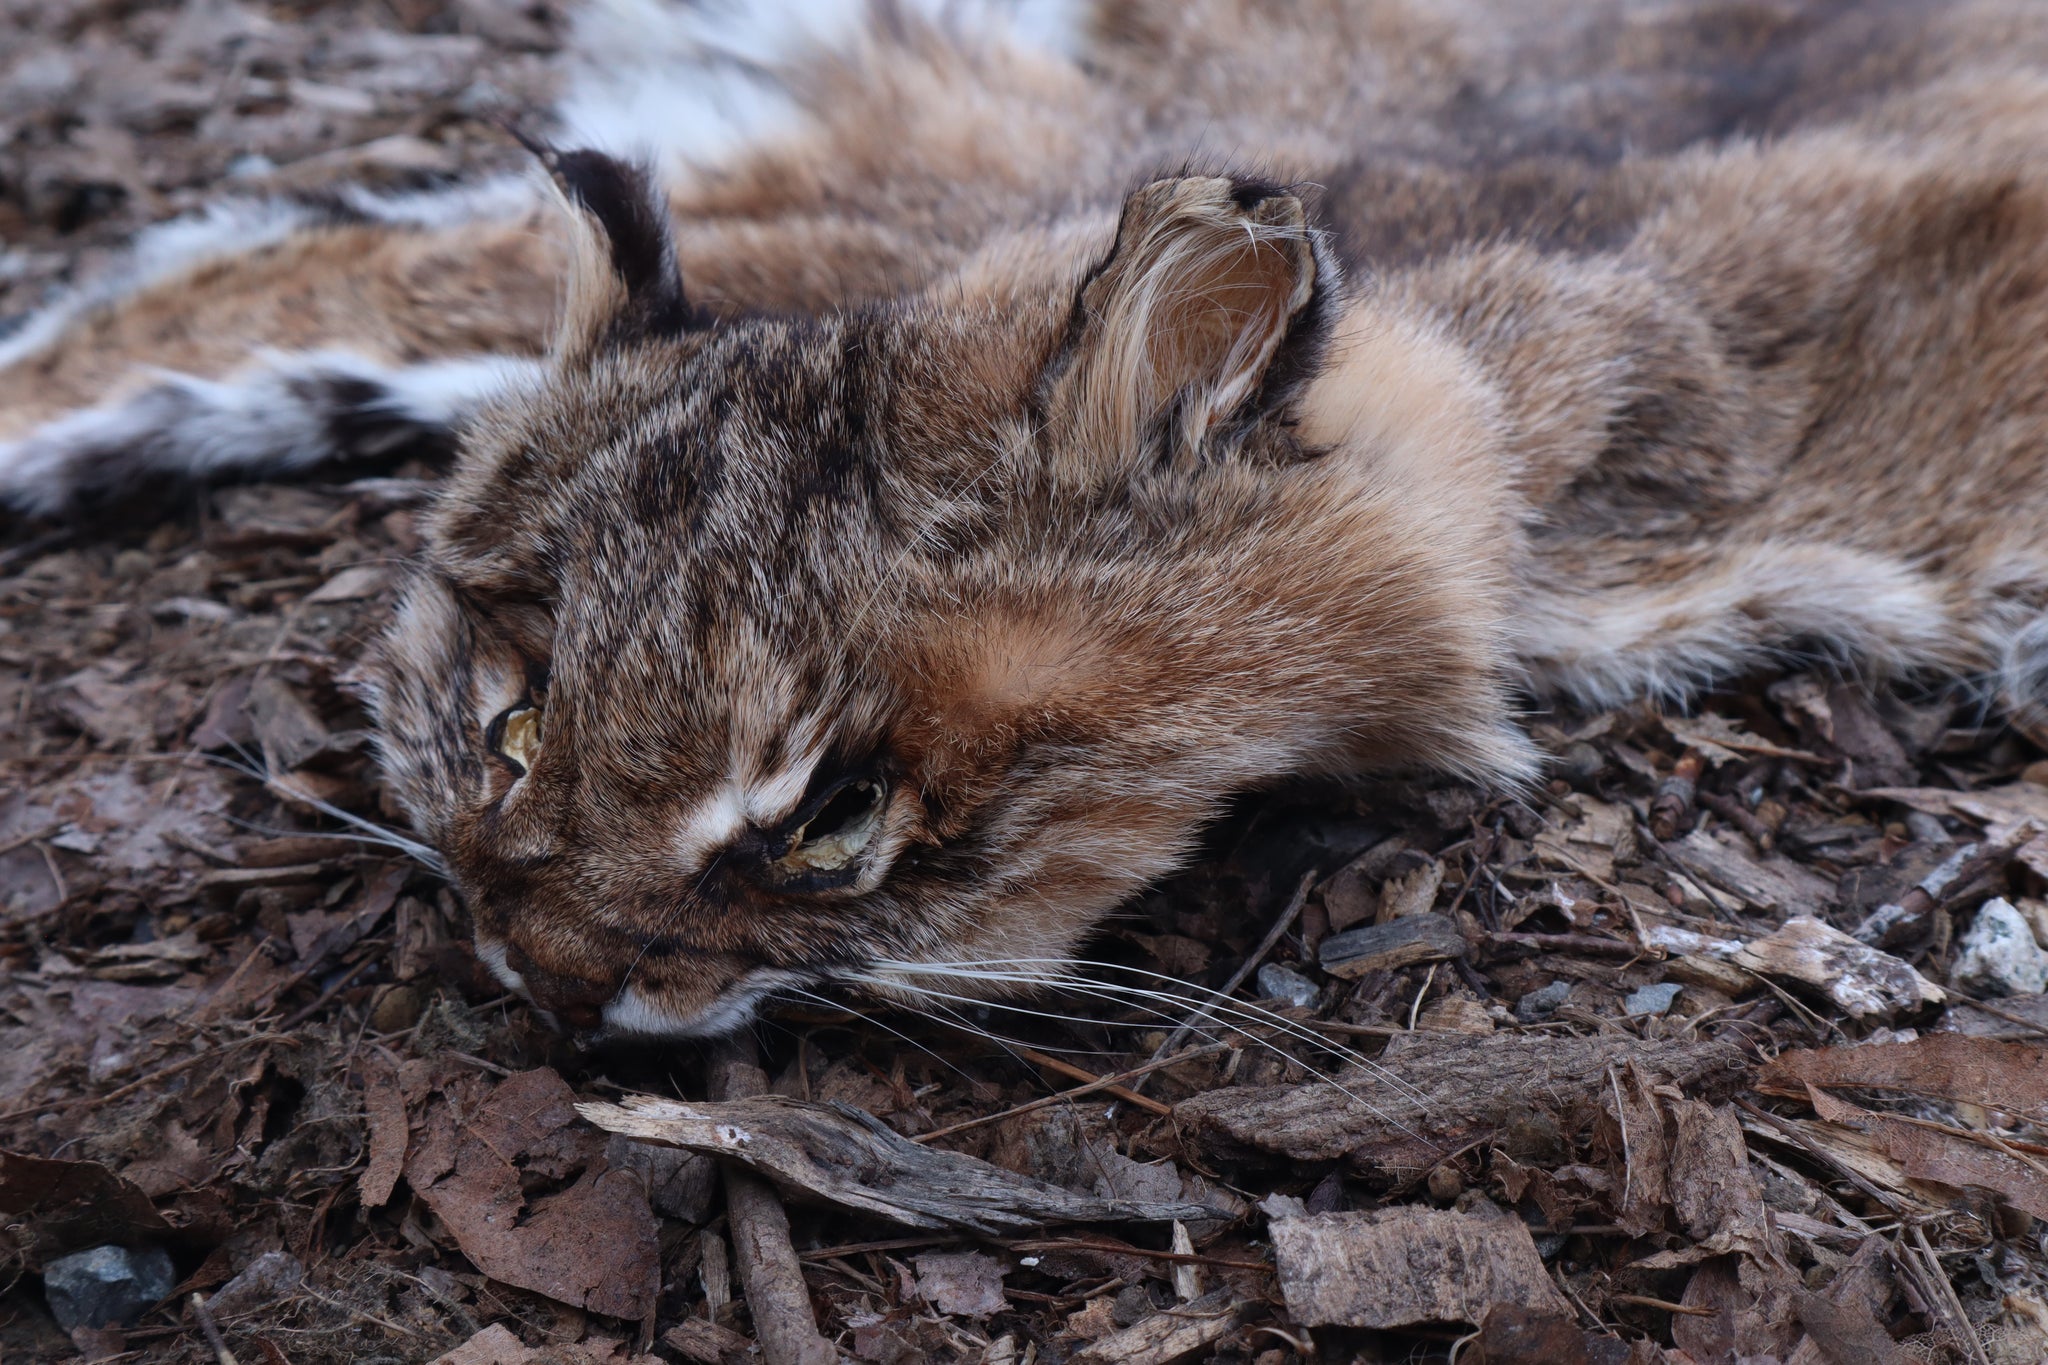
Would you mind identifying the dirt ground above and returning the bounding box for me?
[7,3,2048,1364]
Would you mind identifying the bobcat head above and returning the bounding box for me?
[365,149,1530,1037]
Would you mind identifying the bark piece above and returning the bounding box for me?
[1175,1032,1750,1171]
[1270,1207,1569,1328]
[662,1319,756,1365]
[1067,1288,1245,1365]
[579,1095,1218,1233]
[1667,829,1835,914]
[913,1250,1008,1317]
[1319,912,1466,979]
[1729,916,1942,1019]
[1807,1087,2048,1220]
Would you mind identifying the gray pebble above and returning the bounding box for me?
[43,1244,176,1330]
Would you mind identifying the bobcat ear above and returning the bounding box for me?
[526,141,698,356]
[1045,176,1331,456]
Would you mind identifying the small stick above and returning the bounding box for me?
[1910,1224,1994,1365]
[1697,790,1775,851]
[709,1039,838,1365]
[190,1293,240,1365]
[1482,931,1642,960]
[1608,1292,1714,1318]
[1146,869,1315,1067]
[1012,1045,1171,1116]
[914,1041,1231,1143]
[0,822,59,860]
[1649,750,1706,841]
[279,956,379,1030]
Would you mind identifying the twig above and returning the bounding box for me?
[1146,869,1315,1068]
[1650,750,1706,841]
[914,1041,1232,1143]
[1910,1224,1993,1365]
[1482,931,1642,960]
[190,1293,240,1365]
[709,1039,838,1365]
[1609,1292,1714,1318]
[1946,995,2048,1041]
[0,822,59,860]
[279,956,379,1030]
[1697,790,1774,851]
[0,1033,286,1122]
[1737,1100,1905,1214]
[1012,1045,1171,1117]
[1004,1238,1272,1273]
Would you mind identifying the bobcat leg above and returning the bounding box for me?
[0,180,567,516]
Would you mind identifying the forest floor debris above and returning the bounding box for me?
[7,3,2048,1363]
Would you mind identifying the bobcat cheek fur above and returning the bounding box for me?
[10,0,2048,1035]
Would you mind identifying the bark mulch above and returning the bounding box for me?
[6,3,2048,1363]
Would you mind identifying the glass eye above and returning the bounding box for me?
[490,702,543,777]
[778,778,885,872]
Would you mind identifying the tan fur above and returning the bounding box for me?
[9,0,2048,1033]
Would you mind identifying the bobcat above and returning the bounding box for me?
[5,0,2048,1037]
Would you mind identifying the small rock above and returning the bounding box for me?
[1623,982,1683,1017]
[43,1244,176,1330]
[1255,962,1319,1008]
[1513,981,1572,1023]
[1953,898,2048,997]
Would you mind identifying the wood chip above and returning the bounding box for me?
[1067,1288,1245,1365]
[1729,917,1944,1019]
[1666,829,1835,914]
[1271,1207,1569,1328]
[1319,912,1467,978]
[357,1059,407,1209]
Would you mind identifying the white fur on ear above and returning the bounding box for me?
[1049,175,1328,457]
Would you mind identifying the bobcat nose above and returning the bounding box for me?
[502,942,619,1032]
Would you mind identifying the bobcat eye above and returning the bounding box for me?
[776,777,886,873]
[488,702,543,777]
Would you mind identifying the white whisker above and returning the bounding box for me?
[204,749,449,874]
[847,962,1435,1147]
[869,955,1433,1107]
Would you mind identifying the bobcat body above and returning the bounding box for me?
[6,0,2048,1035]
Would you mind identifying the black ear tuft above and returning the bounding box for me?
[520,135,699,342]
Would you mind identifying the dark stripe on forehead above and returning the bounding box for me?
[779,314,885,519]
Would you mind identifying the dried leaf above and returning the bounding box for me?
[357,1059,406,1209]
[407,1069,659,1319]
[1758,1035,2048,1119]
[1805,1087,2048,1219]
